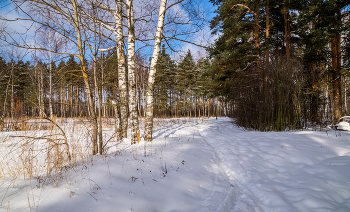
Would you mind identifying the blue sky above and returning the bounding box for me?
[0,0,218,64]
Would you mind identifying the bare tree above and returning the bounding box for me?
[144,0,168,141]
[80,0,129,141]
[115,0,129,140]
[144,0,207,141]
[1,0,100,154]
[72,0,99,154]
[126,0,140,144]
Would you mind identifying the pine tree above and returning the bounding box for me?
[177,50,196,116]
[296,0,350,123]
[209,0,304,130]
[154,45,176,117]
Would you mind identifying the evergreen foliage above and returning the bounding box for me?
[208,0,350,130]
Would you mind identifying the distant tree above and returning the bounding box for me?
[154,45,176,117]
[176,50,196,116]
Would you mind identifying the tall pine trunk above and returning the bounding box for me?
[331,34,342,123]
[254,3,260,77]
[331,9,342,124]
[264,0,269,93]
[282,0,291,65]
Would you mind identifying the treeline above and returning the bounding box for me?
[208,0,350,130]
[0,54,118,118]
[0,48,224,119]
[0,0,208,152]
[153,46,224,118]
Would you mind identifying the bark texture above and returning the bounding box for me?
[116,0,128,141]
[72,0,98,154]
[282,0,291,62]
[127,0,139,144]
[264,0,269,103]
[144,0,168,141]
[331,34,342,124]
[93,55,103,154]
[49,30,53,119]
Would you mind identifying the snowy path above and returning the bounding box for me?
[197,118,350,212]
[1,117,350,212]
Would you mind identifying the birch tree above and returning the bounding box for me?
[115,0,129,140]
[143,0,167,141]
[80,0,129,141]
[143,0,206,140]
[126,0,140,144]
[2,0,100,154]
[72,0,99,154]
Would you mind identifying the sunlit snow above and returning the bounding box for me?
[1,117,350,211]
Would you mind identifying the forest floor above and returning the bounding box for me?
[1,117,350,212]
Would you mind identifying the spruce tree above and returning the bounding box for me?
[154,45,176,117]
[177,50,196,116]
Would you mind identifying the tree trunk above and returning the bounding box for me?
[76,86,79,117]
[331,9,342,124]
[127,0,139,144]
[116,0,128,140]
[94,55,103,154]
[41,65,45,116]
[91,4,103,154]
[264,0,269,98]
[101,53,105,118]
[310,61,318,123]
[282,0,291,63]
[113,85,121,137]
[72,0,98,155]
[49,30,54,119]
[207,98,210,118]
[254,3,261,77]
[144,0,167,141]
[11,62,14,119]
[70,85,73,117]
[331,34,342,124]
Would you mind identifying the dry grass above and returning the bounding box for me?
[0,117,202,181]
[0,116,205,211]
[0,117,96,183]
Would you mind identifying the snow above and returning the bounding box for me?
[1,117,350,211]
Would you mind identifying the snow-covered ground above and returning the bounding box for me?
[1,117,350,212]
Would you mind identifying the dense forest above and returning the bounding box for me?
[0,0,349,140]
[208,0,350,130]
[2,1,350,210]
[0,48,221,119]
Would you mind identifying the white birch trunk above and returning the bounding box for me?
[91,4,103,154]
[144,0,168,141]
[115,0,128,141]
[127,0,139,144]
[101,53,106,117]
[142,74,146,117]
[93,55,103,154]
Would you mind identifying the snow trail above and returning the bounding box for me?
[1,117,350,211]
[198,118,350,212]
